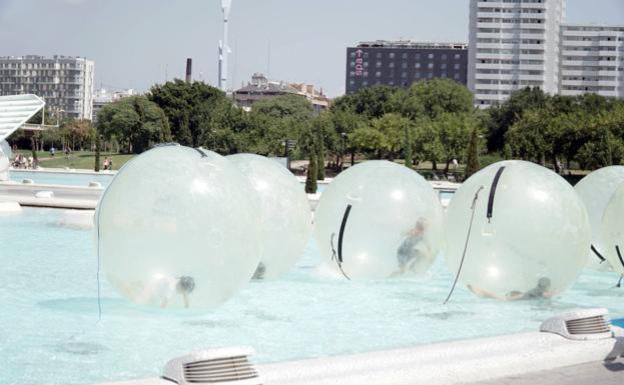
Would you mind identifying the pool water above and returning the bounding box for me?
[1,208,623,385]
[9,171,114,188]
[8,171,325,192]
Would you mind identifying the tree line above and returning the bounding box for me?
[13,78,624,190]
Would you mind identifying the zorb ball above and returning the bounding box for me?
[575,166,624,271]
[227,154,312,279]
[0,140,10,180]
[444,160,590,300]
[314,161,443,280]
[96,146,261,309]
[599,184,624,276]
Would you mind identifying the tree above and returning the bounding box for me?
[404,121,413,168]
[402,79,473,119]
[148,80,228,146]
[250,95,314,157]
[465,125,480,179]
[97,96,169,153]
[62,119,95,151]
[331,85,400,119]
[94,134,102,172]
[486,87,549,152]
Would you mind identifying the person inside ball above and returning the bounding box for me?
[393,218,432,276]
[467,277,553,301]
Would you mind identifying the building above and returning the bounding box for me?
[0,55,95,120]
[233,73,330,113]
[345,41,468,94]
[560,24,624,98]
[468,0,566,107]
[92,88,140,122]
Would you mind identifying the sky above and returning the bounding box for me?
[0,0,623,97]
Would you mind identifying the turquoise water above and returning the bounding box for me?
[9,171,114,187]
[1,207,624,384]
[8,171,325,192]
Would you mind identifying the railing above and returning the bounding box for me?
[20,123,59,131]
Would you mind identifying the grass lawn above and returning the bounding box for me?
[14,150,134,171]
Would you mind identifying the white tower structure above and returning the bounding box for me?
[218,0,232,92]
[560,24,624,98]
[468,0,566,107]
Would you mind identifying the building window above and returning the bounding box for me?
[401,62,408,69]
[389,62,395,68]
[428,63,434,69]
[389,52,395,59]
[350,52,356,58]
[442,54,448,60]
[415,53,421,59]
[454,63,461,69]
[388,81,395,86]
[415,71,421,78]
[376,52,382,58]
[376,61,382,68]
[363,62,369,68]
[428,53,434,59]
[375,71,382,77]
[402,53,408,59]
[349,71,355,77]
[363,71,369,77]
[441,63,447,69]
[415,63,421,69]
[454,53,461,60]
[362,81,369,86]
[454,73,461,79]
[401,72,408,78]
[349,80,355,85]
[428,72,433,78]
[350,61,355,67]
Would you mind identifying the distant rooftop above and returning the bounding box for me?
[0,55,91,61]
[355,41,467,49]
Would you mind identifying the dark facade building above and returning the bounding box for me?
[345,41,468,94]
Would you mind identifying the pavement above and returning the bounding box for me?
[465,361,624,385]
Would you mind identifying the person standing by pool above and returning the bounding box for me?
[103,157,109,170]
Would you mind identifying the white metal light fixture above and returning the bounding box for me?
[162,346,261,385]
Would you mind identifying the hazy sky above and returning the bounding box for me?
[1,0,623,97]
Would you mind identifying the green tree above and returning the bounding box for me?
[486,87,549,152]
[94,134,101,172]
[97,96,169,153]
[148,79,228,146]
[404,121,413,168]
[465,125,480,179]
[402,78,473,119]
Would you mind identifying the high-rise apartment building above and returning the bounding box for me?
[469,0,566,107]
[560,24,624,98]
[346,41,468,95]
[0,55,95,120]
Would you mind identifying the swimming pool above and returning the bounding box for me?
[1,207,623,385]
[9,170,114,188]
[8,170,327,193]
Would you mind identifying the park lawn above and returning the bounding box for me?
[15,150,134,171]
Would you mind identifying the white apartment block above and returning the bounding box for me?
[469,0,566,107]
[560,24,624,98]
[0,55,95,120]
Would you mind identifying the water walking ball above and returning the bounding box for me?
[227,154,312,279]
[443,160,590,300]
[96,145,262,309]
[0,140,11,160]
[314,160,443,280]
[0,140,10,176]
[574,166,624,271]
[599,184,624,276]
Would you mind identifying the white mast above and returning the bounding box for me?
[218,0,232,92]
